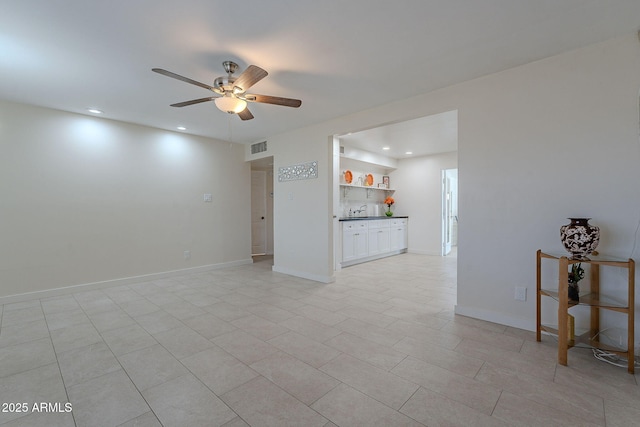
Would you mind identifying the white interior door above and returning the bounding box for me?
[251,170,267,255]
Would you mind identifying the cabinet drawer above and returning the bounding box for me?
[390,218,407,227]
[368,220,390,229]
[343,221,368,231]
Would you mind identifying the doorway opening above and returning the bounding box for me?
[332,110,459,269]
[250,156,274,258]
[442,168,458,256]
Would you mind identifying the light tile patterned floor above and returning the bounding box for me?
[1,253,638,426]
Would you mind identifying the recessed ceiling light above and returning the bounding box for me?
[87,109,102,114]
[405,151,413,155]
[176,126,187,131]
[382,147,390,150]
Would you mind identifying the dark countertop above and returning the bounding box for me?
[339,216,408,221]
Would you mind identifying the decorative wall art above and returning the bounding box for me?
[278,160,318,182]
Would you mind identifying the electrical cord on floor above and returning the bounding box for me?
[592,348,640,369]
[542,330,640,369]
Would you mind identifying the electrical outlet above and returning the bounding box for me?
[183,250,191,260]
[203,193,212,202]
[514,286,527,301]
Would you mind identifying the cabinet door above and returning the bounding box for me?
[368,227,390,256]
[354,231,369,258]
[342,230,357,262]
[390,226,407,251]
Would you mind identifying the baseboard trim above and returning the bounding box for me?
[454,304,534,332]
[271,265,335,284]
[0,258,253,305]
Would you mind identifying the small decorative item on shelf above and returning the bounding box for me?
[560,218,600,259]
[567,262,584,303]
[384,196,394,216]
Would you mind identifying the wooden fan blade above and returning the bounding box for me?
[233,65,268,92]
[152,68,215,91]
[170,97,217,107]
[245,93,302,108]
[238,107,254,121]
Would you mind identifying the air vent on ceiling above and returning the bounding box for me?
[251,141,267,154]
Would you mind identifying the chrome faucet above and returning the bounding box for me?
[353,204,367,216]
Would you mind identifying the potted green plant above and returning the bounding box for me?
[567,263,584,302]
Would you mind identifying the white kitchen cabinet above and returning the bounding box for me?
[342,221,369,263]
[389,218,408,251]
[367,220,390,256]
[341,217,407,267]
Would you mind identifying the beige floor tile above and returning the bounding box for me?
[492,391,603,427]
[118,344,189,391]
[231,314,290,340]
[160,300,207,320]
[394,335,484,377]
[335,317,403,347]
[221,416,251,427]
[212,329,280,365]
[40,296,81,315]
[311,383,423,427]
[400,387,510,427]
[67,369,149,427]
[221,376,328,427]
[299,295,352,312]
[0,364,68,425]
[337,305,398,328]
[119,298,161,317]
[181,346,259,395]
[324,332,406,371]
[293,304,348,326]
[440,321,525,352]
[117,411,163,427]
[57,342,121,387]
[0,319,49,348]
[143,374,237,427]
[392,356,501,415]
[49,322,103,354]
[204,302,252,321]
[101,324,157,356]
[384,319,462,349]
[250,351,340,405]
[152,325,213,360]
[2,306,45,327]
[0,338,56,380]
[102,286,144,304]
[268,331,342,368]
[320,353,419,410]
[87,308,136,332]
[278,315,342,343]
[45,308,90,331]
[181,313,237,339]
[133,310,184,335]
[0,410,75,426]
[604,400,640,427]
[244,302,297,323]
[476,363,605,424]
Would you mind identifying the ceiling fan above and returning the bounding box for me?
[152,61,302,120]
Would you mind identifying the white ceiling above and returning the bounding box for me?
[338,110,458,159]
[2,1,640,145]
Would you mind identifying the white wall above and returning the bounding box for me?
[248,33,640,343]
[0,101,252,301]
[392,151,458,255]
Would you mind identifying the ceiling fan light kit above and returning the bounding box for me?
[152,61,302,121]
[215,95,247,114]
